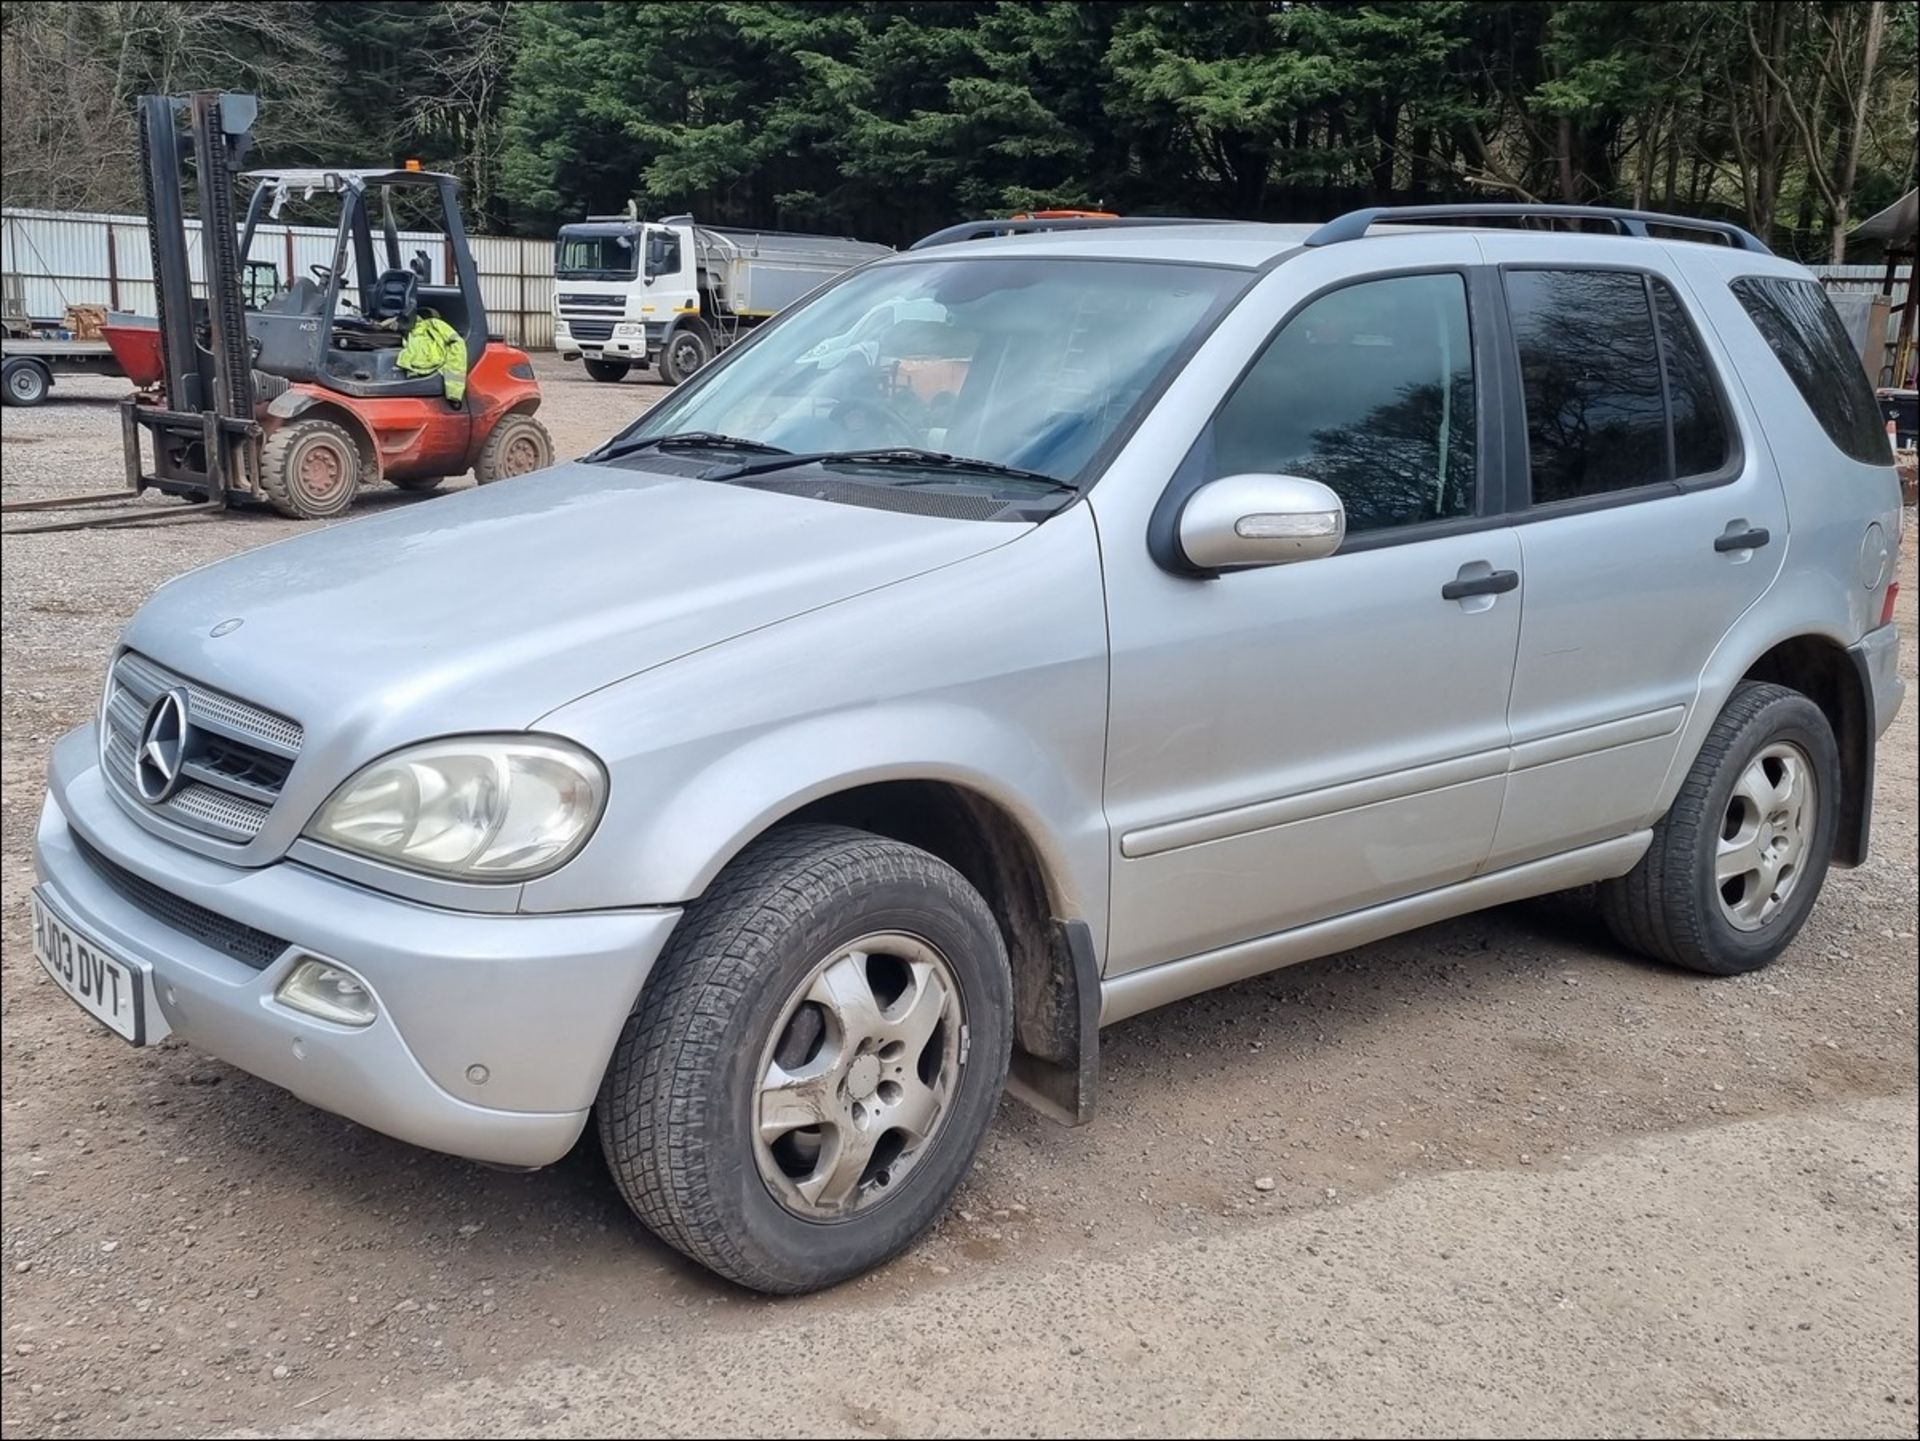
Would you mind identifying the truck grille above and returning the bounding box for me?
[556,294,626,311]
[101,651,303,843]
[73,834,288,971]
[564,318,615,342]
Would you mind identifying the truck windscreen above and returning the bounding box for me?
[555,232,637,280]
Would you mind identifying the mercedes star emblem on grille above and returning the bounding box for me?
[135,688,191,803]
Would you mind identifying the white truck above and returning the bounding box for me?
[552,212,892,385]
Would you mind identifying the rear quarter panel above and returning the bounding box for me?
[1645,246,1904,818]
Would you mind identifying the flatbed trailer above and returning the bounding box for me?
[2,335,127,406]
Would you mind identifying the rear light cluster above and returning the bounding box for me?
[1881,580,1901,629]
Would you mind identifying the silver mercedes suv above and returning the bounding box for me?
[31,205,1906,1292]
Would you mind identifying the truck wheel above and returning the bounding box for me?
[597,824,1013,1294]
[473,414,553,485]
[3,358,50,407]
[1599,682,1839,976]
[657,325,712,386]
[583,358,631,384]
[260,417,360,519]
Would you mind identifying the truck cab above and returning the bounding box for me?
[553,218,700,382]
[553,213,891,385]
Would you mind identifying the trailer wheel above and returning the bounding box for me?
[584,358,631,384]
[658,324,712,386]
[3,358,51,407]
[260,417,360,519]
[474,414,554,485]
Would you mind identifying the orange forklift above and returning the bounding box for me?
[3,92,552,534]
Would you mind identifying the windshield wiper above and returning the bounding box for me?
[586,431,791,465]
[707,447,1076,492]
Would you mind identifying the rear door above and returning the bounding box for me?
[1478,243,1789,869]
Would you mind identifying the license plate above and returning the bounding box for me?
[31,890,149,1044]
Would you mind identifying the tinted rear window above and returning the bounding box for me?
[1730,276,1888,465]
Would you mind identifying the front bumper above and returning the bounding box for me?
[33,726,681,1168]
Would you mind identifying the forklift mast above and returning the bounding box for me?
[139,91,258,432]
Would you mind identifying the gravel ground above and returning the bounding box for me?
[1,358,1916,1439]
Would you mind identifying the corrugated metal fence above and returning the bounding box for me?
[3,206,555,349]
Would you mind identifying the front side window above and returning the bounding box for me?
[1199,273,1478,534]
[645,230,682,278]
[1731,276,1888,465]
[1508,269,1669,503]
[611,258,1245,484]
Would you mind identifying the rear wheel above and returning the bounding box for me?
[657,325,712,386]
[3,358,50,407]
[473,413,554,485]
[1599,682,1839,975]
[584,357,631,383]
[259,417,359,519]
[597,824,1013,1293]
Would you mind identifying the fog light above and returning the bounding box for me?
[276,958,377,1027]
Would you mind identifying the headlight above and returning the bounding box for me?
[307,736,606,881]
[613,322,643,337]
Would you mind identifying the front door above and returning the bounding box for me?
[1093,250,1524,977]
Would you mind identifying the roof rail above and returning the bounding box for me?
[1304,204,1773,255]
[910,215,1226,251]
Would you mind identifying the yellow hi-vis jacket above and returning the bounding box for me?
[396,314,468,402]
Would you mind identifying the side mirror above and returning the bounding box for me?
[1176,473,1346,572]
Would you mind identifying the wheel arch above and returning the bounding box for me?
[1737,634,1874,866]
[265,390,381,481]
[619,770,1103,1127]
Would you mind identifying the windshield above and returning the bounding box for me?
[606,257,1246,484]
[555,231,638,280]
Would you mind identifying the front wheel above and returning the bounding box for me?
[472,413,554,485]
[583,357,630,383]
[657,325,712,386]
[1599,682,1839,975]
[259,416,360,519]
[597,824,1013,1293]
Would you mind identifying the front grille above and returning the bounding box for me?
[72,834,289,971]
[564,318,615,342]
[556,293,626,311]
[100,652,302,843]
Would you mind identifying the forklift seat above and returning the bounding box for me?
[367,269,419,324]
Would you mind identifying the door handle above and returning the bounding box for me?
[1441,568,1520,601]
[1714,526,1771,553]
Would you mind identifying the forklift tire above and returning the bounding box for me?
[584,358,631,384]
[261,417,361,520]
[658,325,712,386]
[4,358,50,407]
[474,414,554,485]
[388,474,448,493]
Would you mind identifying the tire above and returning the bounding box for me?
[1599,681,1839,976]
[657,324,712,386]
[583,357,631,384]
[3,358,50,407]
[259,416,360,519]
[597,824,1013,1293]
[387,474,447,493]
[472,413,553,485]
